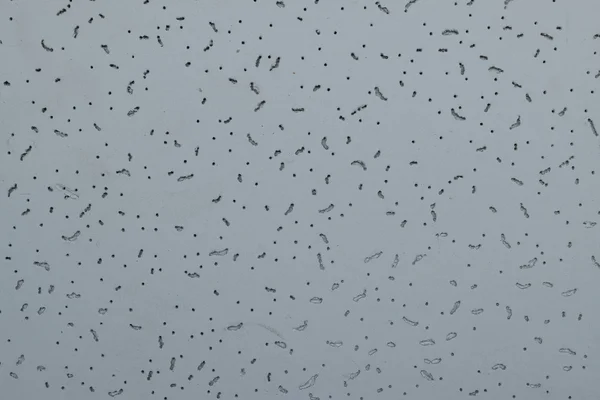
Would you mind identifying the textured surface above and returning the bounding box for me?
[1,0,600,399]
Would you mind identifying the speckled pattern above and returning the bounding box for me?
[1,0,599,399]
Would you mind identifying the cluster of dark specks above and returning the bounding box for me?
[0,0,599,399]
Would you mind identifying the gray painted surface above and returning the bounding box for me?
[1,0,599,399]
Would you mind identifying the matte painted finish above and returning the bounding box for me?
[1,0,599,399]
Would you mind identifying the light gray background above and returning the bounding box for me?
[1,0,599,399]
